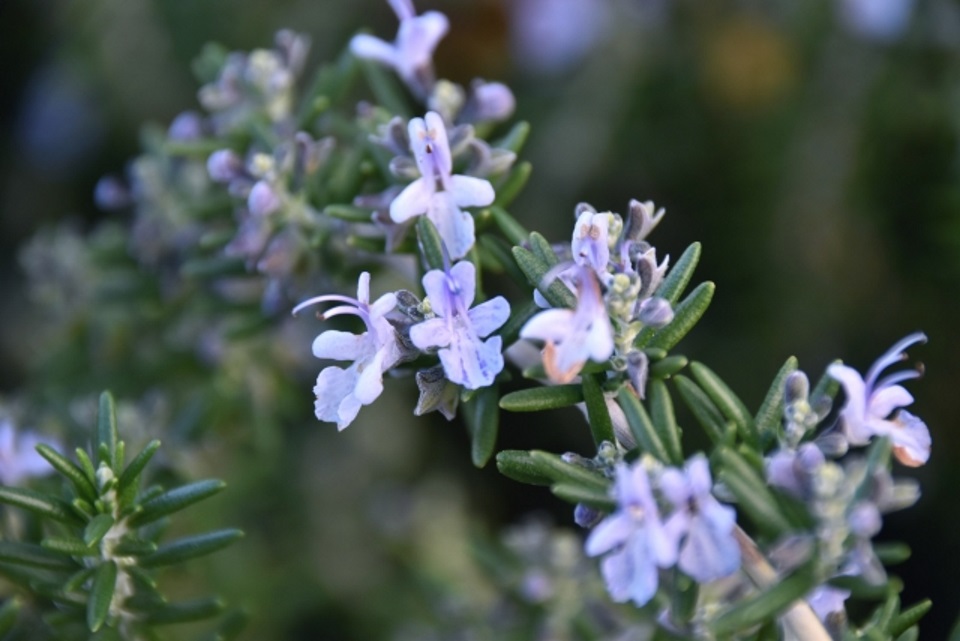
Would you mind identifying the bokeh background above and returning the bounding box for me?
[2,0,959,638]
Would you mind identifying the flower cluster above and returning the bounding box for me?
[521,200,673,390]
[296,262,509,429]
[764,334,931,623]
[585,454,740,607]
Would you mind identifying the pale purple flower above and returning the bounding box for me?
[520,267,614,384]
[659,455,740,583]
[247,180,282,216]
[585,461,677,606]
[294,273,402,430]
[460,80,516,124]
[389,112,495,260]
[0,420,57,486]
[409,261,510,390]
[806,585,850,622]
[571,210,611,274]
[766,443,826,499]
[349,0,449,98]
[827,333,931,466]
[839,0,915,42]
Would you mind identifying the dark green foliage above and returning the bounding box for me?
[0,392,242,640]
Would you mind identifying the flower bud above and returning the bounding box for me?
[574,503,602,528]
[167,110,205,141]
[93,175,131,210]
[247,180,282,216]
[637,296,674,328]
[784,371,810,404]
[461,80,515,123]
[207,149,243,183]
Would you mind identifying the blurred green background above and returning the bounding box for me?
[2,0,960,638]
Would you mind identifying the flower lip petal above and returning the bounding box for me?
[447,175,495,207]
[468,296,510,338]
[390,177,432,223]
[349,34,397,65]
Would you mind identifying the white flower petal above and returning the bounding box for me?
[868,384,913,419]
[449,260,477,309]
[390,178,432,222]
[349,34,398,66]
[314,366,357,425]
[585,513,633,557]
[427,193,475,260]
[410,318,453,350]
[312,330,368,361]
[520,308,574,343]
[468,296,510,338]
[448,175,495,208]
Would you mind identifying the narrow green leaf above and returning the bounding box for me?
[87,561,117,632]
[528,451,609,490]
[416,216,446,270]
[890,600,932,637]
[493,161,532,208]
[649,355,688,379]
[64,567,97,592]
[323,203,375,222]
[511,246,576,309]
[690,362,758,446]
[75,447,97,485]
[711,565,817,636]
[493,120,530,154]
[42,537,99,557]
[358,59,409,117]
[657,242,702,304]
[648,380,683,464]
[670,571,699,625]
[643,282,715,352]
[71,498,96,520]
[117,440,161,493]
[582,374,615,446]
[0,596,21,636]
[464,385,500,468]
[297,48,359,126]
[495,450,553,486]
[630,243,701,350]
[478,235,528,286]
[811,360,841,408]
[617,387,671,463]
[551,483,615,510]
[34,444,97,502]
[127,479,227,528]
[874,542,911,565]
[754,357,798,446]
[146,597,226,625]
[896,627,919,641]
[488,205,529,246]
[139,529,244,568]
[97,391,119,469]
[84,515,116,547]
[0,486,82,525]
[111,537,158,556]
[673,375,726,444]
[715,447,793,536]
[499,385,583,412]
[0,542,77,569]
[873,592,901,633]
[204,608,249,641]
[528,232,559,267]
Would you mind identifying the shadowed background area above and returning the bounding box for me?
[1,0,959,638]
